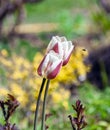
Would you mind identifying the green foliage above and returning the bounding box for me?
[92,11,110,33]
[0,41,10,52]
[25,0,97,23]
[25,0,74,22]
[78,83,110,130]
[56,10,88,38]
[15,40,39,61]
[25,0,92,38]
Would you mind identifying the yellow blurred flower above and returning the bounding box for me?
[9,83,28,107]
[52,88,70,109]
[0,58,12,67]
[11,70,28,80]
[52,91,62,103]
[0,88,9,97]
[1,49,8,57]
[62,101,69,110]
[30,103,36,112]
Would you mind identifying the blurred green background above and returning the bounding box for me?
[0,0,110,130]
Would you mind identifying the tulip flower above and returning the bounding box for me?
[37,51,63,79]
[47,36,74,66]
[34,36,74,130]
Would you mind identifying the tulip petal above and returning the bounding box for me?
[52,43,59,53]
[63,52,72,66]
[47,36,60,52]
[37,51,63,79]
[60,36,67,42]
[46,51,62,73]
[47,62,62,79]
[61,41,74,66]
[37,56,46,76]
[47,36,63,57]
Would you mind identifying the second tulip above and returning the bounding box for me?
[46,36,74,66]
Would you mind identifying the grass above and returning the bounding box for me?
[25,0,97,23]
[77,83,110,130]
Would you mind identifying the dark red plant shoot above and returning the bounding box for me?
[68,100,87,130]
[0,94,19,130]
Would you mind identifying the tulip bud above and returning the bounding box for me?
[47,36,74,66]
[37,51,63,79]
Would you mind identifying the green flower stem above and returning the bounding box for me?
[41,79,50,130]
[34,78,46,130]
